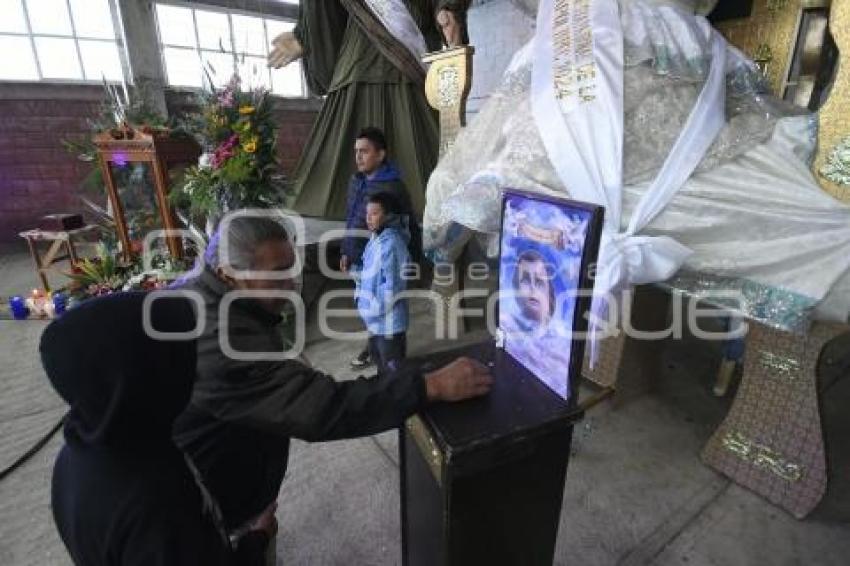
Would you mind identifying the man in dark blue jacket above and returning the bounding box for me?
[340,127,422,368]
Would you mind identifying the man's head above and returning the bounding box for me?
[207,215,296,313]
[366,191,402,232]
[355,127,387,176]
[513,249,556,324]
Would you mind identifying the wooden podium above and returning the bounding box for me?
[399,342,582,566]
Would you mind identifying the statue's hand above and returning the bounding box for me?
[267,31,303,69]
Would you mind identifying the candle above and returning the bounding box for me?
[9,296,28,320]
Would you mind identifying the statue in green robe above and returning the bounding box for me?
[268,0,446,219]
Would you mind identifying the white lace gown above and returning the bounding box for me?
[423,0,850,330]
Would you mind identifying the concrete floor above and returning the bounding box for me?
[1,241,848,565]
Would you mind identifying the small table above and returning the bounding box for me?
[19,225,99,291]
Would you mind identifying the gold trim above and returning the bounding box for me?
[759,351,802,380]
[406,415,443,486]
[722,431,803,482]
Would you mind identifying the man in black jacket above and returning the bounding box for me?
[43,292,275,566]
[173,215,491,543]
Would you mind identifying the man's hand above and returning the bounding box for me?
[340,255,350,273]
[424,357,493,402]
[267,31,303,69]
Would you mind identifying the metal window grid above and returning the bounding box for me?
[154,0,306,98]
[1,0,130,85]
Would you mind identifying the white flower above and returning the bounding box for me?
[199,153,212,169]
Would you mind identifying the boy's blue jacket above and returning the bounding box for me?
[342,162,421,268]
[355,216,411,336]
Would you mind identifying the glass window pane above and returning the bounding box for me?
[232,14,265,56]
[156,4,195,48]
[27,0,73,35]
[238,56,270,90]
[201,50,235,87]
[70,0,115,39]
[0,0,28,33]
[265,19,294,45]
[195,10,232,51]
[0,35,38,79]
[35,37,82,79]
[163,46,202,87]
[79,40,122,81]
[272,60,303,97]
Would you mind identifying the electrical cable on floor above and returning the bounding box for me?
[0,416,64,482]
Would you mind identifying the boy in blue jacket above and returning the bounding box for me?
[342,127,421,370]
[356,191,412,375]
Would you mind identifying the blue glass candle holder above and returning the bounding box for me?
[52,292,67,316]
[9,296,29,320]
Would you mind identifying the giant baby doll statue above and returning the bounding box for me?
[423,0,850,333]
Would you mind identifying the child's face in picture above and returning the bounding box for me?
[366,202,386,232]
[516,258,552,323]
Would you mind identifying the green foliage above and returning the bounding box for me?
[64,241,195,301]
[61,82,171,200]
[66,243,124,292]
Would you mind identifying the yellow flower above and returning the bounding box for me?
[238,106,255,115]
[243,139,258,153]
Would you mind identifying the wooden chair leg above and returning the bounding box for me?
[24,237,50,291]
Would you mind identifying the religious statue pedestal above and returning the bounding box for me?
[702,320,847,519]
[399,341,581,566]
[423,45,475,156]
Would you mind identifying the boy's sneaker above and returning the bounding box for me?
[350,348,372,369]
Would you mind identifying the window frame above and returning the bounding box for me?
[0,0,131,85]
[154,0,306,98]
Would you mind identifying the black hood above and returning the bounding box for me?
[40,291,197,452]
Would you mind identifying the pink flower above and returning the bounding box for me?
[219,90,235,108]
[211,135,239,169]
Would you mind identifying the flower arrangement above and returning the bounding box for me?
[175,75,285,219]
[64,243,192,301]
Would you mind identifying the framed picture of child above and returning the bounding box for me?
[498,190,604,401]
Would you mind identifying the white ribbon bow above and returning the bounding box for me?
[531,0,728,364]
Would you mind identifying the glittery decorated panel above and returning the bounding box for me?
[581,332,626,389]
[715,0,850,203]
[424,46,475,157]
[814,0,850,202]
[701,320,846,518]
[714,1,805,96]
[658,270,817,335]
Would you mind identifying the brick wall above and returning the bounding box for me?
[274,106,318,175]
[0,85,103,243]
[0,83,319,243]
